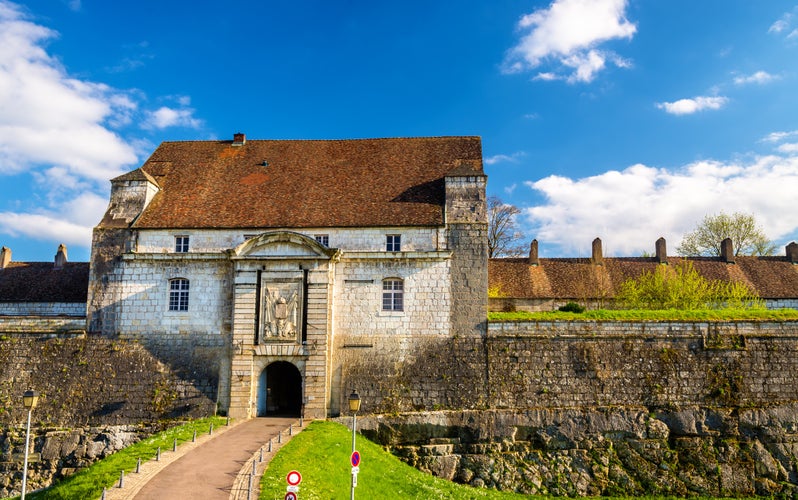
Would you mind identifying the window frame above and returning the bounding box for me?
[168,278,190,311]
[386,234,401,252]
[382,278,404,312]
[315,234,329,246]
[174,235,190,253]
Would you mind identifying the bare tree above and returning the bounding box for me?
[487,196,526,258]
[676,212,776,257]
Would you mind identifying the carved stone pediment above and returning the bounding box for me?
[230,231,339,260]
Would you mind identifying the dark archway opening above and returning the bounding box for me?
[257,361,302,417]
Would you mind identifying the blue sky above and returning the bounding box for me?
[1,0,797,262]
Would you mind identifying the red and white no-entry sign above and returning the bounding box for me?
[286,470,302,486]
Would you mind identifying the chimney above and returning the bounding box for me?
[232,132,246,146]
[528,239,539,266]
[720,238,735,264]
[0,246,10,269]
[54,244,68,270]
[655,237,667,264]
[592,237,603,265]
[787,241,798,264]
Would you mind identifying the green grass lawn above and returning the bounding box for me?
[260,420,531,500]
[489,308,798,322]
[17,416,227,500]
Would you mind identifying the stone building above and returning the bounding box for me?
[86,134,488,419]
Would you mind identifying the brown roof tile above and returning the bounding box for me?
[117,136,483,229]
[0,262,89,303]
[489,256,798,300]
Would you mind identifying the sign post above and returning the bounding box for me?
[285,470,301,499]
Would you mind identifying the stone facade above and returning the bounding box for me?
[86,136,488,420]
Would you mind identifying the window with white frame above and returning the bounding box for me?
[168,278,190,311]
[386,234,401,252]
[315,234,329,246]
[174,236,190,253]
[382,278,404,311]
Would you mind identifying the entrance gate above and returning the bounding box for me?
[257,361,302,417]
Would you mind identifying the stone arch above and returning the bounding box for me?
[256,360,303,417]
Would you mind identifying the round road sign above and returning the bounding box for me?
[286,470,302,486]
[284,492,297,500]
[351,450,361,467]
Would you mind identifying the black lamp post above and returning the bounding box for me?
[21,390,39,500]
[348,390,361,500]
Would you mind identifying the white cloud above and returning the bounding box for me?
[523,154,798,256]
[0,1,202,255]
[0,1,138,179]
[762,130,798,143]
[504,0,636,84]
[656,96,729,115]
[777,143,798,153]
[485,152,526,165]
[733,71,776,85]
[143,106,203,130]
[0,212,92,247]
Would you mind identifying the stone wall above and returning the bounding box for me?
[0,302,86,316]
[0,334,215,428]
[491,297,798,312]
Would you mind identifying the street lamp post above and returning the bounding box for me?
[348,390,361,500]
[21,390,39,500]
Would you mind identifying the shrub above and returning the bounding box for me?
[558,302,585,313]
[616,260,762,310]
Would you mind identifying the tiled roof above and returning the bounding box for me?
[489,256,798,300]
[114,136,483,229]
[0,262,89,303]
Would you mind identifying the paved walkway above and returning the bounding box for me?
[102,417,301,500]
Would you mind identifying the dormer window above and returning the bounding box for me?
[386,234,401,252]
[315,235,329,247]
[175,236,189,253]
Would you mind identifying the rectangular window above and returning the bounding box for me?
[315,234,329,246]
[382,279,404,311]
[174,236,190,253]
[169,279,190,311]
[386,234,401,252]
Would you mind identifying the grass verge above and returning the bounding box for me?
[260,420,537,499]
[489,308,798,322]
[22,415,227,500]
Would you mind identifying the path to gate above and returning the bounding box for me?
[103,417,301,500]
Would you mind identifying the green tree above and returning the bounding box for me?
[487,196,526,258]
[616,260,763,310]
[677,212,776,256]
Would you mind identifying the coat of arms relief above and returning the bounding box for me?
[260,282,302,343]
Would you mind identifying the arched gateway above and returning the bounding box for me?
[257,361,303,416]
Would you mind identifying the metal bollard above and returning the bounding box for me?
[268,439,272,452]
[118,470,124,489]
[156,446,161,461]
[259,446,263,463]
[289,424,293,436]
[101,487,106,499]
[173,438,177,452]
[277,431,282,444]
[209,423,214,435]
[299,417,303,427]
[136,457,141,473]
[192,429,197,442]
[251,460,256,476]
[226,416,230,426]
[247,474,253,500]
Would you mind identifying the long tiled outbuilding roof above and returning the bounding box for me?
[489,256,798,300]
[0,262,89,303]
[110,136,484,230]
